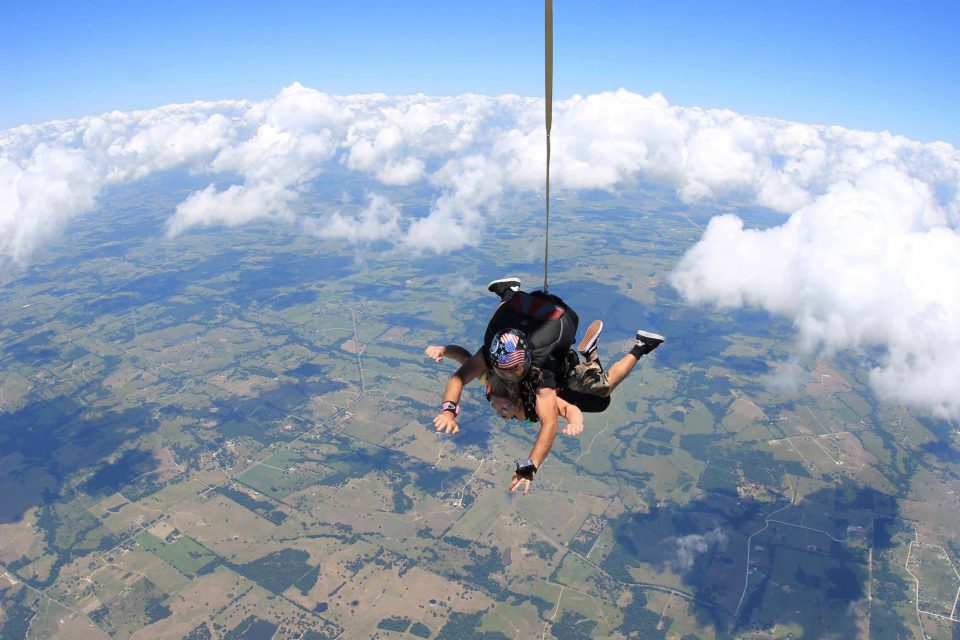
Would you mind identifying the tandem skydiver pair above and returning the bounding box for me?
[427,277,664,492]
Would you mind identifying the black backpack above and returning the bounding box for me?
[483,290,579,381]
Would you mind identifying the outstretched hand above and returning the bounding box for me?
[425,346,445,362]
[561,422,584,437]
[433,411,459,434]
[509,472,533,493]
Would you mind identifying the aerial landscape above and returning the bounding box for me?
[1,163,958,639]
[3,3,960,639]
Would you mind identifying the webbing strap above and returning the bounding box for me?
[543,0,553,293]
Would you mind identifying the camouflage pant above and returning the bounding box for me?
[565,359,609,396]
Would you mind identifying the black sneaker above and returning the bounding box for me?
[487,277,521,298]
[635,329,665,356]
[578,320,603,359]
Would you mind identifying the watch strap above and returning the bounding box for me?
[515,458,537,479]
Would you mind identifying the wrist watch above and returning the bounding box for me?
[515,458,537,480]
[441,401,459,416]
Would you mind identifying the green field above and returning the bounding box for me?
[137,532,219,576]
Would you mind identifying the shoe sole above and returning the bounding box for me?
[636,329,665,343]
[578,320,603,354]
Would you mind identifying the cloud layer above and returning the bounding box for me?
[3,84,960,417]
[671,151,960,419]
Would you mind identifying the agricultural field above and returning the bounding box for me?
[1,176,958,639]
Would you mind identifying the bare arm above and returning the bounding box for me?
[510,386,559,492]
[557,398,584,436]
[530,387,560,467]
[433,351,486,434]
[425,344,472,365]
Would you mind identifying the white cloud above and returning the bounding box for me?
[164,85,347,235]
[1,100,241,263]
[4,85,960,418]
[0,145,98,264]
[302,194,401,243]
[445,276,474,298]
[401,154,504,252]
[5,85,855,265]
[673,527,728,572]
[672,163,960,418]
[167,182,299,236]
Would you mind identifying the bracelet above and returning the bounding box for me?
[441,401,459,416]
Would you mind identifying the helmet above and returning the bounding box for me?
[488,329,531,378]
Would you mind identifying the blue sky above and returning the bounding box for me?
[2,0,959,146]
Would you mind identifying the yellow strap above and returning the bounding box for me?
[543,0,553,293]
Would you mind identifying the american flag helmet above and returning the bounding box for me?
[489,329,531,373]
